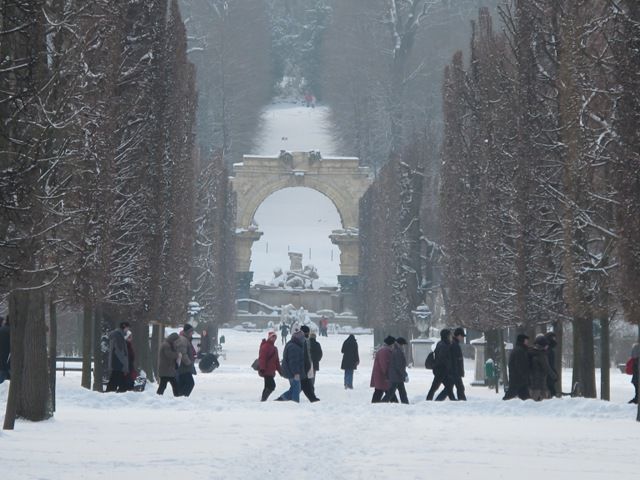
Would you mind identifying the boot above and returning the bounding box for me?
[261,388,273,402]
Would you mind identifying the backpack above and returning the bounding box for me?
[625,357,635,375]
[424,351,435,370]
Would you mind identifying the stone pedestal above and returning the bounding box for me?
[411,338,435,368]
[236,271,254,299]
[470,336,487,386]
[235,229,263,271]
[330,229,359,276]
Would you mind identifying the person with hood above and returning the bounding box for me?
[529,334,557,401]
[370,336,395,403]
[426,329,456,401]
[341,334,359,389]
[299,325,320,402]
[451,327,467,401]
[157,332,182,396]
[387,337,409,404]
[544,331,559,397]
[503,334,531,400]
[258,331,282,401]
[276,330,305,402]
[629,343,639,404]
[0,316,10,384]
[106,321,130,392]
[175,323,196,397]
[309,332,323,387]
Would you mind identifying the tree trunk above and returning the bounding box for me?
[151,323,161,380]
[19,287,51,420]
[571,317,596,398]
[49,298,57,412]
[81,302,92,389]
[599,316,610,401]
[3,289,27,429]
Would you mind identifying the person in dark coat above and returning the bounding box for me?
[341,334,359,389]
[0,316,10,384]
[105,321,130,392]
[503,334,530,400]
[299,325,320,402]
[175,324,197,397]
[258,331,282,401]
[451,327,467,401]
[387,337,409,404]
[629,343,639,404]
[544,331,559,397]
[157,332,181,396]
[309,332,323,387]
[279,322,289,345]
[124,330,137,391]
[276,330,305,402]
[426,329,457,401]
[529,335,557,401]
[370,336,395,403]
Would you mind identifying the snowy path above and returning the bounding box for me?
[2,330,639,480]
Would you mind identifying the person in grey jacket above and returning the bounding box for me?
[157,333,182,396]
[276,330,305,402]
[387,337,409,404]
[175,324,196,397]
[106,322,130,392]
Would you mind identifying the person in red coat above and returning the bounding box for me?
[370,336,395,403]
[258,331,282,401]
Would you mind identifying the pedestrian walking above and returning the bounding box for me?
[629,343,639,404]
[503,334,531,400]
[544,331,559,397]
[125,330,137,391]
[529,335,557,401]
[157,333,181,396]
[279,322,289,345]
[258,331,282,401]
[370,336,394,403]
[300,325,320,402]
[387,337,409,404]
[175,324,197,397]
[105,322,130,393]
[426,329,456,401]
[451,327,467,401]
[309,332,323,387]
[341,334,359,389]
[276,330,305,402]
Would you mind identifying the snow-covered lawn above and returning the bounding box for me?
[1,329,638,480]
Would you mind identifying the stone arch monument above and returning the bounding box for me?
[231,151,372,296]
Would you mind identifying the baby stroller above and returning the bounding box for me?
[199,353,220,373]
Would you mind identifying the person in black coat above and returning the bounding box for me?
[341,334,359,389]
[451,327,466,401]
[426,329,456,401]
[503,334,530,400]
[0,316,10,383]
[299,325,320,402]
[544,332,558,397]
[309,332,323,387]
[387,337,409,404]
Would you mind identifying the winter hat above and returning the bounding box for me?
[453,327,466,337]
[516,334,529,345]
[310,332,317,339]
[183,323,193,332]
[300,325,310,334]
[267,331,277,340]
[440,329,451,341]
[396,337,407,345]
[383,335,396,346]
[544,331,557,348]
[534,334,548,347]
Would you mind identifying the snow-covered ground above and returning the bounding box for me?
[249,102,343,286]
[2,329,639,480]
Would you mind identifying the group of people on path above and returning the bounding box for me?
[370,336,410,403]
[105,322,139,393]
[503,332,558,401]
[426,328,466,401]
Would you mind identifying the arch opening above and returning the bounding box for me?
[250,187,341,286]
